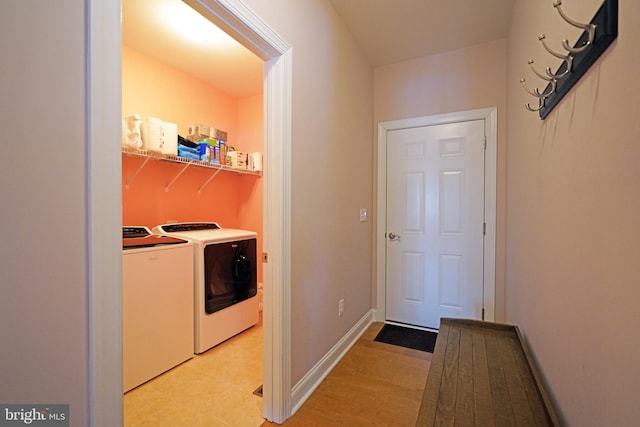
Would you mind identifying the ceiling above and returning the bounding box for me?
[329,0,515,66]
[122,0,264,98]
[122,0,515,97]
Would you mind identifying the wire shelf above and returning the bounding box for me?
[122,146,261,191]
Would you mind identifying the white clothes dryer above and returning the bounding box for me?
[152,222,259,354]
[122,226,194,391]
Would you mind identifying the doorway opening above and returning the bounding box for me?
[121,0,265,422]
[88,0,292,424]
[375,108,497,328]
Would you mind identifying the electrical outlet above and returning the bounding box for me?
[338,299,344,317]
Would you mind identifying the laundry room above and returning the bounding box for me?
[121,0,264,243]
[120,0,266,424]
[121,45,264,243]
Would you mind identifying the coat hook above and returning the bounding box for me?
[528,59,554,82]
[546,64,570,80]
[538,34,573,79]
[523,0,618,118]
[553,0,596,54]
[527,60,561,93]
[520,78,556,99]
[526,98,545,112]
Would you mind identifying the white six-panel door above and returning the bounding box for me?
[385,120,485,329]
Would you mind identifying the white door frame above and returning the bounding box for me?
[88,0,293,424]
[375,108,497,327]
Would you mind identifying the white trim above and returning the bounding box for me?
[375,108,498,324]
[87,0,123,425]
[290,310,374,415]
[482,109,497,322]
[184,0,287,60]
[262,48,293,422]
[375,122,388,324]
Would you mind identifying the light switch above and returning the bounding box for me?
[359,208,368,222]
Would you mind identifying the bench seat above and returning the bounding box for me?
[416,318,559,426]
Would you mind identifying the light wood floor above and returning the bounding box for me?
[123,317,264,426]
[262,322,432,427]
[124,320,431,426]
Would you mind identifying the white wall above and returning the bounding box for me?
[0,1,91,425]
[239,0,374,386]
[374,39,508,321]
[507,1,640,425]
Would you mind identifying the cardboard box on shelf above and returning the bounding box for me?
[187,124,228,142]
[226,151,247,169]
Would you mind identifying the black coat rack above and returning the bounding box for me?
[520,0,618,119]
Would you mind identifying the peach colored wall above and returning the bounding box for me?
[122,45,263,280]
[241,0,374,386]
[122,45,238,137]
[507,0,640,425]
[235,95,263,243]
[374,39,508,321]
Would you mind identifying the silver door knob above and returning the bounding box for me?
[388,232,400,241]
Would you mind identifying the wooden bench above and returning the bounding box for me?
[416,318,560,426]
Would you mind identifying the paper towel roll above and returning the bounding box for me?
[250,152,263,171]
[122,115,143,148]
[141,117,163,152]
[161,122,178,155]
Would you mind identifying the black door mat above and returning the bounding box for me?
[374,324,437,353]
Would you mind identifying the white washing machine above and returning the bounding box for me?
[153,222,259,354]
[122,226,194,392]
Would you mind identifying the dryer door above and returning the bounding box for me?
[204,238,257,314]
[233,251,251,297]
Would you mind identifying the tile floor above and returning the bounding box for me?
[124,317,264,427]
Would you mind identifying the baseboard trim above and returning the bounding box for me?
[290,310,374,414]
